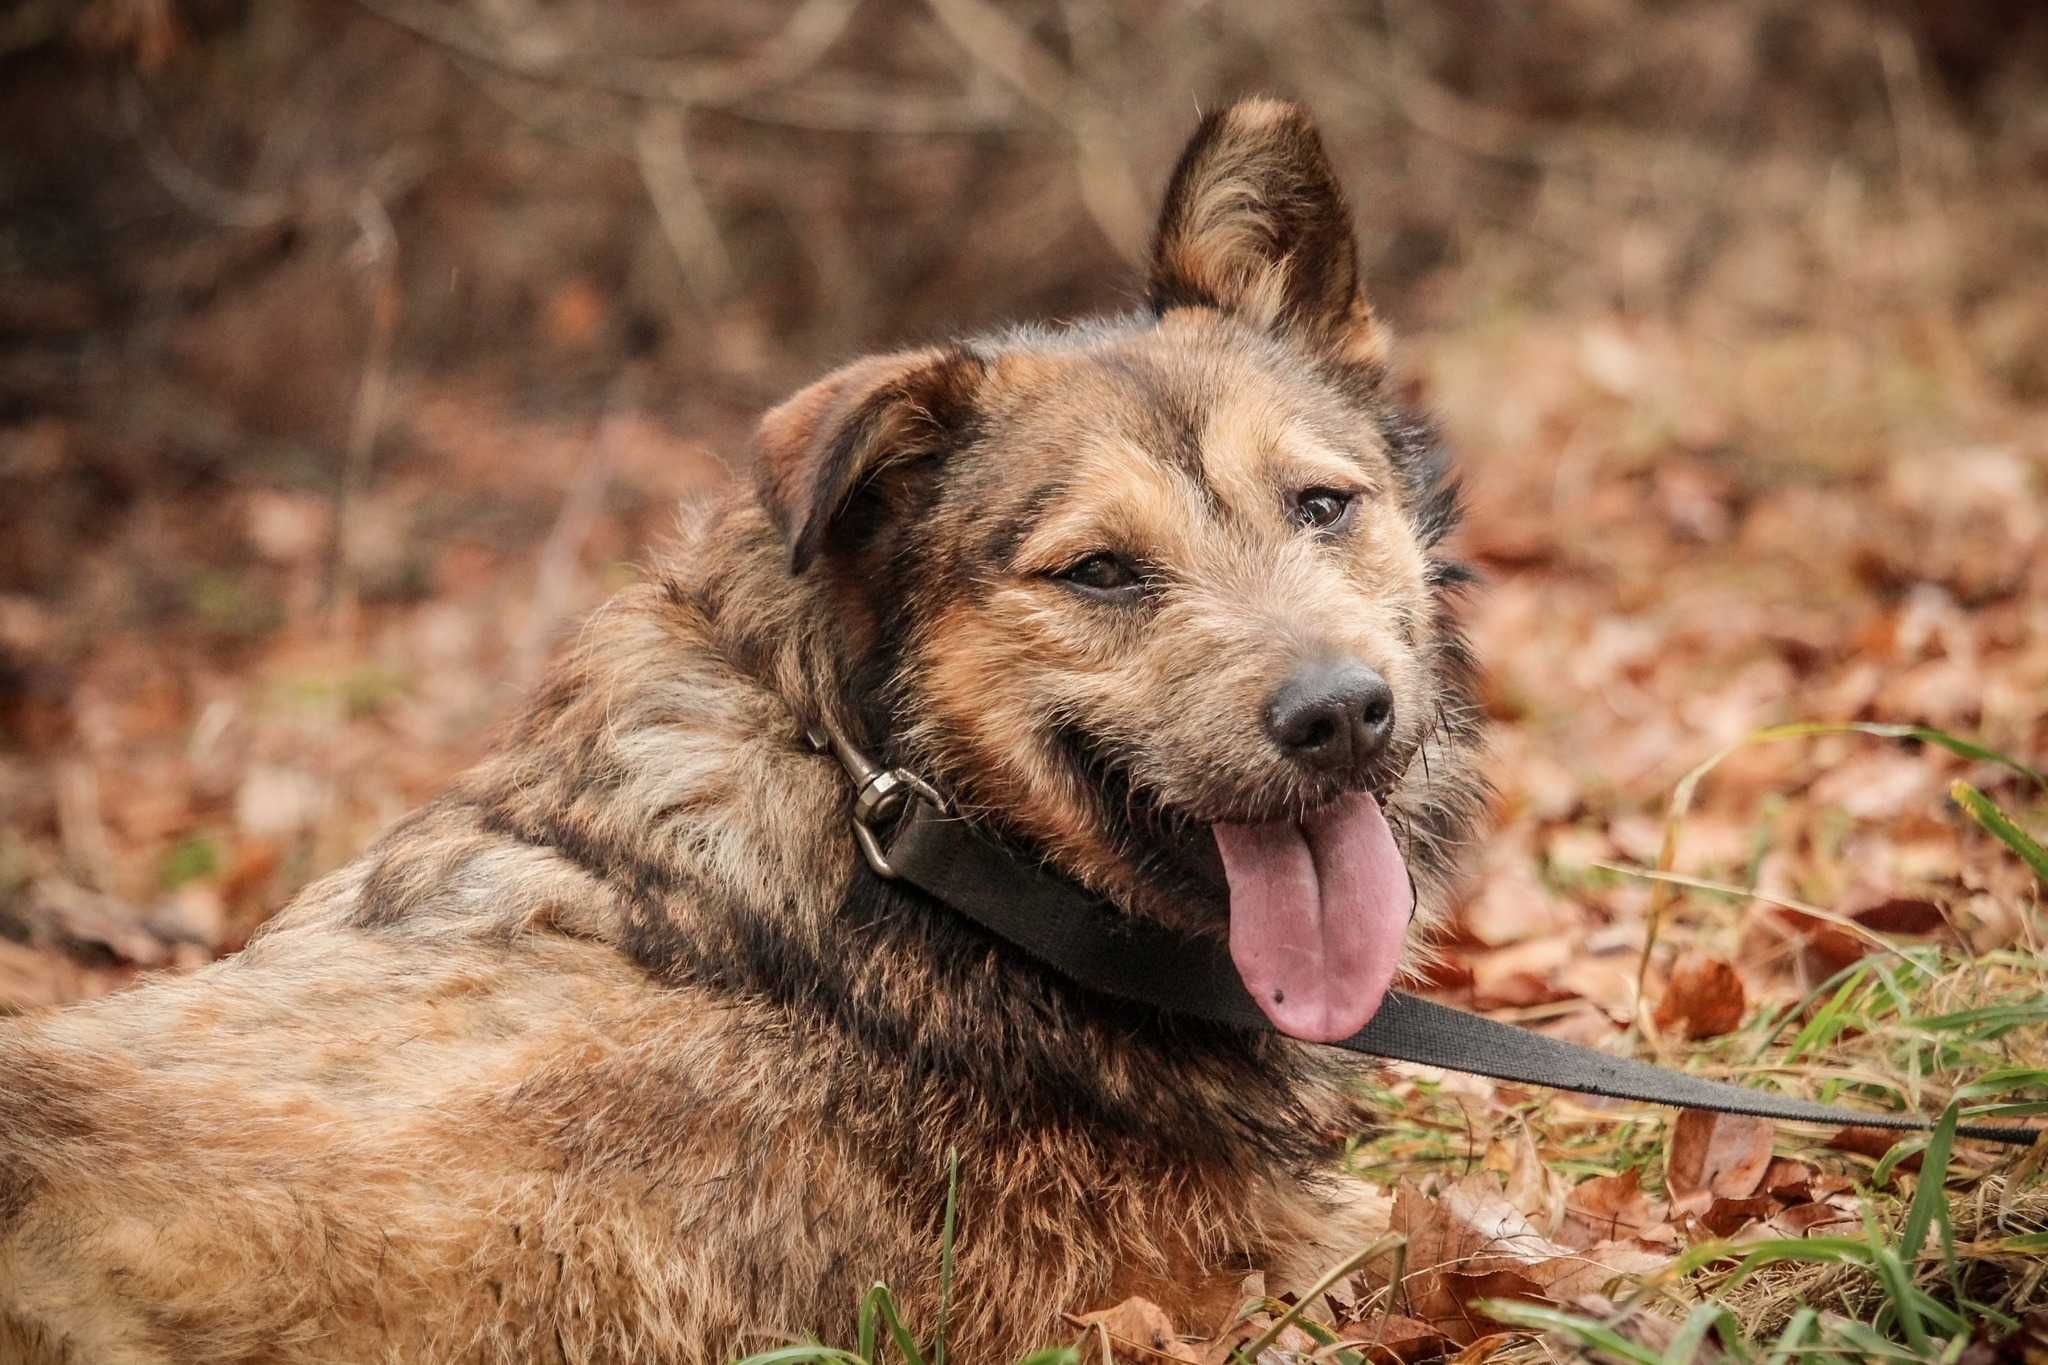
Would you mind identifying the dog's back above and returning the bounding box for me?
[0,587,963,1362]
[1,917,699,1361]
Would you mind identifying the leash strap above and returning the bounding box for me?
[882,799,2038,1147]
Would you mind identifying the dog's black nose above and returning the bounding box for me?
[1265,661,1395,775]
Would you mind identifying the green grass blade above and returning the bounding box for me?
[1666,1303,1751,1363]
[1230,1235,1396,1365]
[1474,1300,1665,1365]
[1907,1285,1964,1337]
[1963,1100,2048,1118]
[733,1349,870,1365]
[1748,953,1937,1062]
[1871,1135,1927,1188]
[1722,1236,1877,1292]
[1782,968,1870,1064]
[863,1285,925,1365]
[857,1285,884,1363]
[1870,1246,1928,1353]
[1010,1352,1080,1365]
[1283,1315,1362,1365]
[1827,1316,1924,1360]
[1961,1298,2019,1337]
[1952,1067,2048,1100]
[1952,781,2048,884]
[934,1149,960,1365]
[1909,998,2048,1035]
[1761,1307,1818,1365]
[1887,725,2045,789]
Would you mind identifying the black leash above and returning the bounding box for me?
[809,726,2039,1148]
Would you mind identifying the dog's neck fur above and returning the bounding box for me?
[331,492,1365,1178]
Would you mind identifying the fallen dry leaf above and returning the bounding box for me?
[1555,952,1642,1024]
[1844,891,1950,936]
[1432,1267,1550,1339]
[1348,1313,1451,1363]
[1445,1333,1527,1364]
[1767,1196,1861,1237]
[1666,1110,1774,1213]
[1698,1194,1780,1237]
[1073,1297,1198,1363]
[1828,1125,1922,1174]
[1760,1157,1817,1201]
[1560,1168,1675,1249]
[1486,1130,1569,1236]
[1380,1176,1672,1346]
[1775,887,1961,977]
[1465,938,1577,1009]
[1652,951,1747,1040]
[1388,1175,1562,1278]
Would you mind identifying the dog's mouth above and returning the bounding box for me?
[1054,728,1416,1043]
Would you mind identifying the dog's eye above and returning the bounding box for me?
[1293,488,1355,533]
[1056,553,1143,598]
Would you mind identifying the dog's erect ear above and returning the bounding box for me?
[1149,97,1387,369]
[754,347,984,574]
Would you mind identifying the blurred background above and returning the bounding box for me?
[2,0,2044,1017]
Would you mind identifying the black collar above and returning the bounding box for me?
[808,720,2036,1147]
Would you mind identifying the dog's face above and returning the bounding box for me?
[755,99,1485,1041]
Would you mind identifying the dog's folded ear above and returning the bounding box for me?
[754,347,985,574]
[1150,97,1388,371]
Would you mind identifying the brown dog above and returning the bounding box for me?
[0,98,1486,1363]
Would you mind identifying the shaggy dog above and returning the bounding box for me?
[0,97,1485,1363]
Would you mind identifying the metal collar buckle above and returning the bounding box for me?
[805,720,946,879]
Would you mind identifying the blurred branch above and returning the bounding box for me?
[121,71,434,233]
[54,763,113,893]
[352,0,852,103]
[352,0,1021,133]
[329,191,400,641]
[119,74,291,230]
[716,80,1020,135]
[920,0,1078,116]
[516,369,643,686]
[1056,0,1147,261]
[921,0,1147,259]
[635,108,736,307]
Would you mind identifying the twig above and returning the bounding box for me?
[329,190,399,641]
[355,0,1026,138]
[921,0,1147,259]
[516,374,638,685]
[635,107,735,307]
[119,73,291,230]
[351,0,851,103]
[717,81,1022,136]
[53,762,113,893]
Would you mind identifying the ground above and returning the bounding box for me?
[2,2,2045,1359]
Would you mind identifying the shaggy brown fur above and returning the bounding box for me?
[0,98,1486,1364]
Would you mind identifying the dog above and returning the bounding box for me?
[0,97,1486,1363]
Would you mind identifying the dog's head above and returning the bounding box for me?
[754,98,1486,1042]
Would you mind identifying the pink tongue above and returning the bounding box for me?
[1213,794,1413,1043]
